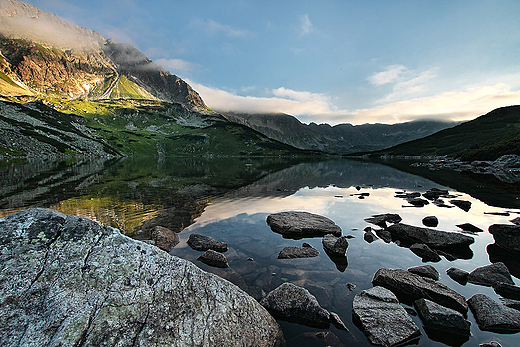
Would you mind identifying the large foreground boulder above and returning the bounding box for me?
[372,268,468,313]
[0,209,283,347]
[267,211,342,238]
[352,286,421,347]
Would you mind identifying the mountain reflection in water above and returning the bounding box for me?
[1,157,519,346]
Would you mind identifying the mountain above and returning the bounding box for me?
[0,0,320,158]
[224,112,458,154]
[361,105,520,161]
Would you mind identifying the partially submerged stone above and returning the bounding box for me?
[494,282,520,300]
[468,294,520,333]
[446,267,469,285]
[450,199,472,212]
[422,216,439,227]
[278,244,319,259]
[410,243,441,263]
[267,211,342,238]
[364,213,402,228]
[408,265,440,281]
[467,262,514,287]
[260,282,331,328]
[456,223,483,234]
[150,225,179,251]
[322,234,349,256]
[489,224,520,253]
[414,298,470,335]
[187,233,228,252]
[352,286,421,347]
[0,209,282,346]
[197,249,229,268]
[386,223,475,249]
[372,268,468,313]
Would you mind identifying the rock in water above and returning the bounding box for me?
[449,199,472,212]
[260,282,331,328]
[467,262,514,287]
[408,265,440,281]
[422,216,439,227]
[385,223,474,249]
[446,267,469,285]
[0,208,282,347]
[364,213,402,228]
[187,233,228,252]
[409,243,441,262]
[414,298,470,335]
[352,286,421,347]
[322,234,349,256]
[493,282,520,300]
[468,294,520,333]
[489,224,520,253]
[278,244,319,259]
[372,268,468,313]
[197,249,229,268]
[266,211,342,238]
[150,225,179,251]
[456,223,483,233]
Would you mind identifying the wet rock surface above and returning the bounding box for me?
[446,267,469,285]
[352,286,421,347]
[267,211,342,238]
[197,249,230,268]
[408,265,440,281]
[493,282,520,300]
[0,208,282,347]
[385,223,474,249]
[278,243,320,259]
[489,224,520,253]
[468,294,520,333]
[409,243,442,262]
[187,233,228,252]
[322,234,349,256]
[456,223,483,234]
[150,225,179,251]
[414,298,471,335]
[372,268,468,313]
[450,199,472,212]
[467,262,514,287]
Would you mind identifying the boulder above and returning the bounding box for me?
[409,243,441,262]
[422,216,438,227]
[489,224,520,253]
[364,213,402,228]
[375,229,392,243]
[372,268,468,313]
[0,209,282,347]
[352,286,421,347]
[197,249,229,268]
[449,199,472,212]
[493,154,520,168]
[456,223,483,234]
[500,298,520,311]
[468,294,520,333]
[260,282,330,328]
[267,211,341,238]
[408,265,439,280]
[150,225,179,251]
[446,267,469,285]
[385,223,474,249]
[322,234,349,256]
[187,233,228,252]
[493,282,520,300]
[414,298,470,335]
[467,262,514,287]
[278,244,319,259]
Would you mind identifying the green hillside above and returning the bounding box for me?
[362,105,520,160]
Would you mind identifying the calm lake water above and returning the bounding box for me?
[1,157,519,346]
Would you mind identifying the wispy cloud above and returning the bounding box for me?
[191,18,251,38]
[299,14,314,35]
[155,58,199,72]
[368,65,406,85]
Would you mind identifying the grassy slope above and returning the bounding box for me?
[363,105,520,160]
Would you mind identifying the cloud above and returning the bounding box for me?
[155,58,199,72]
[299,14,314,35]
[368,65,406,85]
[191,19,251,38]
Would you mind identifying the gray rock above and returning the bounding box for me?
[407,197,429,207]
[493,282,520,300]
[197,249,229,268]
[422,216,438,227]
[449,199,472,212]
[409,243,441,262]
[372,268,468,313]
[329,312,348,331]
[480,342,502,347]
[456,223,483,233]
[408,265,440,280]
[446,267,469,285]
[364,229,377,243]
[422,188,450,200]
[352,286,421,347]
[267,211,342,238]
[375,229,392,243]
[468,293,520,333]
[414,298,470,334]
[386,223,474,249]
[278,244,319,259]
[494,154,520,168]
[364,213,402,228]
[260,282,331,328]
[489,224,520,253]
[500,298,520,311]
[322,234,349,256]
[467,262,514,287]
[150,225,179,251]
[187,233,228,252]
[0,209,282,347]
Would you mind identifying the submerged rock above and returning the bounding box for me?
[187,233,228,252]
[260,282,331,328]
[352,286,421,347]
[322,234,349,256]
[414,298,470,335]
[267,211,342,238]
[150,225,179,251]
[278,244,319,259]
[197,249,229,268]
[468,294,520,333]
[372,268,468,313]
[467,262,514,287]
[0,209,282,347]
[408,265,440,281]
[489,224,520,253]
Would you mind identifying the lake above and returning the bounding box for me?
[1,157,519,346]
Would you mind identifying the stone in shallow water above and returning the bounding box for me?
[456,223,483,233]
[422,216,439,227]
[385,223,474,249]
[267,211,342,238]
[467,262,514,287]
[322,234,349,256]
[364,213,402,228]
[450,199,472,212]
[409,243,441,262]
[468,293,520,333]
[414,298,470,335]
[150,225,179,251]
[197,249,229,268]
[446,267,469,285]
[187,233,228,252]
[493,282,520,300]
[408,265,439,281]
[278,244,319,259]
[488,224,520,253]
[352,286,421,347]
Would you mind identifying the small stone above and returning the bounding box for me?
[410,243,441,262]
[446,267,469,285]
[187,233,228,252]
[456,223,483,233]
[322,234,349,256]
[408,265,439,280]
[197,249,229,268]
[375,229,392,243]
[479,342,502,347]
[266,211,342,238]
[422,216,438,227]
[364,229,377,243]
[347,282,356,291]
[364,213,402,228]
[493,282,520,300]
[450,199,472,212]
[150,225,179,251]
[278,245,319,259]
[329,312,348,331]
[247,257,254,261]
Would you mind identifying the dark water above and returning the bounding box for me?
[1,157,519,346]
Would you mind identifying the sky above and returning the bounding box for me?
[23,0,520,125]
